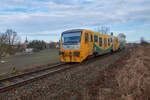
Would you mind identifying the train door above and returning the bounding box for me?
[89,32,93,55]
[104,37,107,50]
[84,32,89,56]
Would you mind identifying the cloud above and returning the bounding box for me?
[0,0,150,41]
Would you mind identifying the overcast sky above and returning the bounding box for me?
[0,0,150,42]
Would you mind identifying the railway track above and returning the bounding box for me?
[0,63,77,93]
[0,54,107,93]
[0,48,129,94]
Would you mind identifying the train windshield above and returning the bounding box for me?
[62,32,81,44]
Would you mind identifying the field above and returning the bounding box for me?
[0,49,59,74]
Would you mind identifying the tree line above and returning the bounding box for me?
[27,40,47,52]
[27,41,58,52]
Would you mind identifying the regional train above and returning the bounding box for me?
[59,29,124,62]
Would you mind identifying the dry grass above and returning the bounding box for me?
[85,45,150,100]
[0,67,20,79]
[116,45,150,100]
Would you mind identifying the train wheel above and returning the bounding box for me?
[118,48,121,52]
[111,49,114,54]
[93,52,98,57]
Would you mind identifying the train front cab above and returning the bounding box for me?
[59,29,93,62]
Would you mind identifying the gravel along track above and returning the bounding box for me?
[0,46,133,100]
[0,63,72,93]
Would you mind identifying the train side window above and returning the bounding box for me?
[99,37,102,46]
[108,38,110,46]
[85,33,89,43]
[91,34,93,42]
[111,38,113,42]
[94,35,98,42]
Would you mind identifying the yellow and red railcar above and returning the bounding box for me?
[59,29,124,62]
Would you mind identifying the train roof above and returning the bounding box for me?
[63,29,116,37]
[63,29,84,33]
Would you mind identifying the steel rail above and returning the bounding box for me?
[0,63,70,93]
[0,63,65,82]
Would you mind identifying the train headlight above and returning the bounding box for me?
[74,51,80,56]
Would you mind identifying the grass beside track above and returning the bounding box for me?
[0,49,59,75]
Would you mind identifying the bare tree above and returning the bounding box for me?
[5,29,19,45]
[0,32,7,43]
[96,25,110,34]
[0,29,20,58]
[0,33,9,58]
